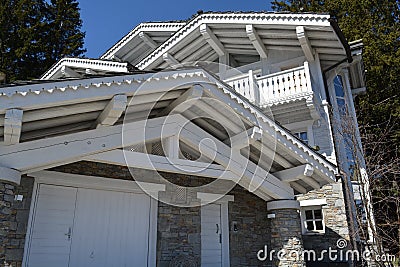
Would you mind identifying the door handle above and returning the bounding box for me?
[216,224,219,234]
[65,227,72,240]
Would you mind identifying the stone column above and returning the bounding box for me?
[0,167,21,265]
[267,200,305,267]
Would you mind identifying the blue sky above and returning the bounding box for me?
[79,1,273,58]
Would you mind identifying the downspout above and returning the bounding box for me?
[322,54,360,260]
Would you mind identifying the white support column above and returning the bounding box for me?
[4,109,23,145]
[162,135,180,159]
[218,54,229,80]
[95,94,127,128]
[246,25,268,59]
[296,26,315,62]
[139,32,158,49]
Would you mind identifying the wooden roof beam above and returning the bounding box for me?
[200,24,226,56]
[160,85,203,116]
[0,114,184,173]
[246,25,268,59]
[225,127,262,149]
[139,32,158,49]
[296,26,315,62]
[4,109,23,145]
[61,65,82,78]
[95,94,128,128]
[272,164,314,182]
[163,53,183,69]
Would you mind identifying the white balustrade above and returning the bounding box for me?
[225,62,313,106]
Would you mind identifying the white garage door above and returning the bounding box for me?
[25,183,152,267]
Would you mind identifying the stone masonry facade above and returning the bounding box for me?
[0,177,34,267]
[0,161,350,267]
[297,180,353,266]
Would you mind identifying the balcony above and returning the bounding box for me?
[224,62,314,106]
[224,62,319,124]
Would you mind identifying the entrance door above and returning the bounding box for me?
[25,183,152,267]
[201,203,222,267]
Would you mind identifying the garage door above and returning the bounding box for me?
[25,183,152,267]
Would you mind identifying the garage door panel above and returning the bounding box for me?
[69,188,150,267]
[26,183,153,267]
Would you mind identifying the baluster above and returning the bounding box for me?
[299,69,307,92]
[303,61,313,93]
[294,70,301,93]
[289,71,295,94]
[278,74,285,97]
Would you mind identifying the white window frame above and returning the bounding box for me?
[299,198,327,235]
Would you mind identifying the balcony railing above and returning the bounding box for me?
[224,62,313,106]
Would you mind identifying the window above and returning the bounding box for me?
[334,75,346,116]
[294,131,308,144]
[304,208,324,232]
[300,199,326,234]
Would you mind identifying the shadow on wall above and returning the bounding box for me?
[303,227,353,267]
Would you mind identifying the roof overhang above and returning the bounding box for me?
[40,58,132,80]
[136,13,350,71]
[100,22,186,65]
[0,68,337,200]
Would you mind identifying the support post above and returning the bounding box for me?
[267,200,305,267]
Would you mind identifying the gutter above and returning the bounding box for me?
[329,18,353,64]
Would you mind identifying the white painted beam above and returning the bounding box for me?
[225,127,262,149]
[0,115,184,173]
[302,176,321,190]
[95,94,127,128]
[163,53,183,69]
[0,166,21,184]
[4,109,23,145]
[246,25,268,59]
[179,120,294,200]
[296,26,315,62]
[85,150,234,180]
[290,181,308,194]
[272,164,314,182]
[200,24,226,56]
[61,65,82,78]
[159,85,203,116]
[139,32,158,49]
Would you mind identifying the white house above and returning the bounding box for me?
[0,12,368,267]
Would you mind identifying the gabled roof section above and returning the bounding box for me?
[0,67,336,178]
[40,57,135,80]
[136,12,351,70]
[100,22,186,65]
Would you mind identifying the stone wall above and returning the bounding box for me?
[228,185,270,267]
[297,180,352,266]
[0,176,34,267]
[5,161,339,267]
[268,207,305,267]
